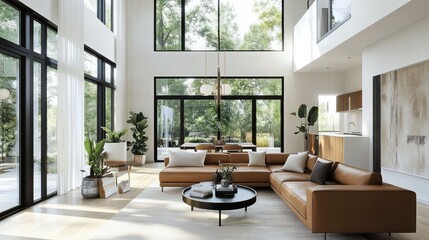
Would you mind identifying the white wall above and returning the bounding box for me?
[294,0,409,71]
[84,8,115,62]
[19,0,58,24]
[362,16,429,203]
[126,0,346,162]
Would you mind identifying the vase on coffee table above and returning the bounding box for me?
[220,179,230,188]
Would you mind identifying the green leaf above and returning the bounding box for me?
[84,137,92,159]
[297,104,307,118]
[290,112,296,116]
[308,106,319,126]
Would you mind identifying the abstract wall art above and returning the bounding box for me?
[380,60,429,178]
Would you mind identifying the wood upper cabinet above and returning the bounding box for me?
[350,90,362,110]
[336,90,362,112]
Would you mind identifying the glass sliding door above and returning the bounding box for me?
[33,61,42,200]
[257,99,281,152]
[46,67,57,195]
[184,100,217,143]
[84,81,98,141]
[157,100,180,160]
[221,100,252,143]
[105,88,112,130]
[0,52,20,212]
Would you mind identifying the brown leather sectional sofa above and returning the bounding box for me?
[159,152,416,234]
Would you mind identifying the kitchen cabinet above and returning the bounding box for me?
[318,133,369,170]
[336,90,362,112]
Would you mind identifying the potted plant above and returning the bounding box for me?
[290,104,318,151]
[101,127,128,166]
[81,137,107,198]
[127,111,148,166]
[218,163,238,187]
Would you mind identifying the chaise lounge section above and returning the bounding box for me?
[159,152,416,234]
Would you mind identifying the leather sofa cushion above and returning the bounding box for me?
[267,165,283,172]
[306,154,318,171]
[333,163,382,185]
[270,172,311,191]
[231,166,271,183]
[280,181,319,219]
[159,166,217,183]
[229,153,249,164]
[204,153,230,165]
[265,153,289,165]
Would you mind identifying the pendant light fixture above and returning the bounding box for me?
[347,57,351,110]
[326,67,330,113]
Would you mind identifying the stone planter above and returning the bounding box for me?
[81,177,100,198]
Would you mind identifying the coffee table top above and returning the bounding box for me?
[182,185,257,211]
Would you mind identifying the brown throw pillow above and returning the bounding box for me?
[310,160,333,185]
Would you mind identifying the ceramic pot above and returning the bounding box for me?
[133,154,146,166]
[220,179,230,188]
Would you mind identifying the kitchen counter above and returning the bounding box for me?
[318,132,363,137]
[316,133,369,170]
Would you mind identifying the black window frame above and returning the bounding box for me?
[154,0,285,52]
[0,0,58,220]
[87,0,114,32]
[318,0,351,42]
[84,46,116,142]
[154,76,284,162]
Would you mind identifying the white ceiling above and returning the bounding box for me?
[296,0,429,73]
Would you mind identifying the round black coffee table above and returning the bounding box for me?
[182,185,257,226]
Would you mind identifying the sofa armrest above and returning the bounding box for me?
[306,185,416,233]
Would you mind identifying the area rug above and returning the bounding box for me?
[91,181,365,240]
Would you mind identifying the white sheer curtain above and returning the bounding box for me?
[57,0,85,195]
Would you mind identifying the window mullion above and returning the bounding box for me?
[181,0,185,50]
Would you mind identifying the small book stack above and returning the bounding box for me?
[189,182,213,198]
[118,180,130,194]
[99,174,117,198]
[215,184,237,197]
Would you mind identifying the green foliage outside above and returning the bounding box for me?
[84,81,98,141]
[0,0,20,44]
[156,0,283,50]
[0,53,18,162]
[157,78,282,147]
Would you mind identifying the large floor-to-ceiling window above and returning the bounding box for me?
[0,0,58,219]
[84,47,115,141]
[155,77,283,161]
[155,0,283,51]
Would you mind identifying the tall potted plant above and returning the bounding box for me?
[102,127,128,166]
[290,104,318,151]
[127,111,148,166]
[81,137,107,198]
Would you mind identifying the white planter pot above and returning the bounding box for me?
[104,142,127,165]
[133,154,146,166]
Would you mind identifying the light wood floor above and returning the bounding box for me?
[0,163,427,240]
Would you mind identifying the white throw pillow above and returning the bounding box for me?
[281,151,308,173]
[248,151,266,166]
[167,151,206,168]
